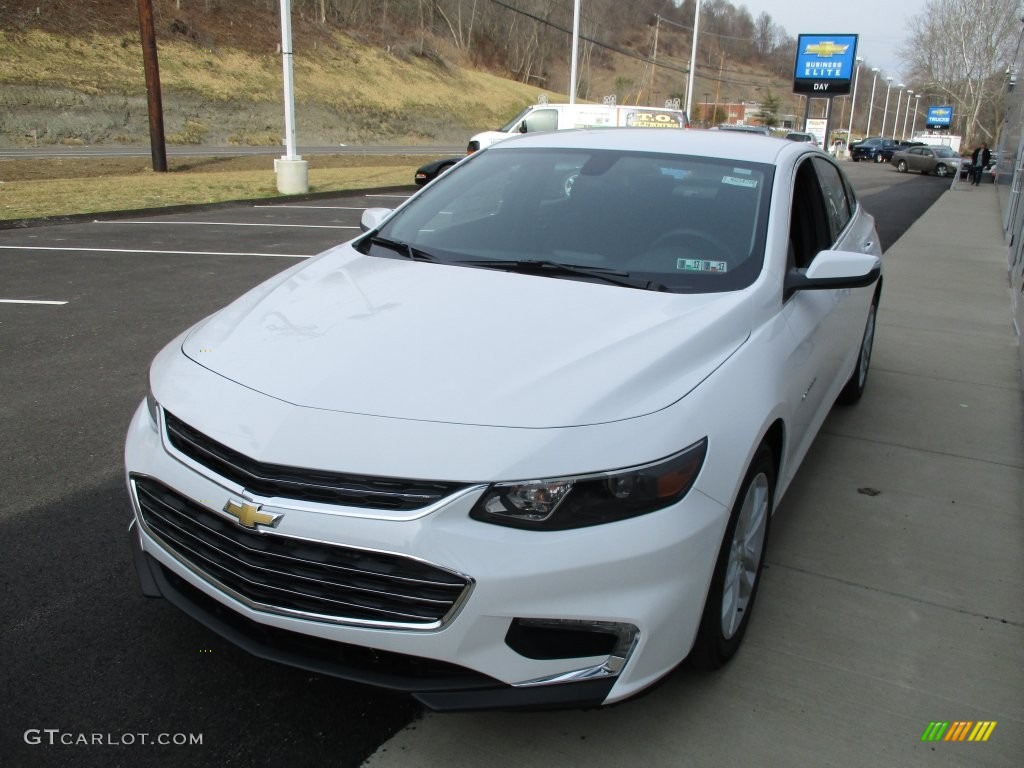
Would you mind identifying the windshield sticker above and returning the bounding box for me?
[722,175,758,188]
[678,258,728,273]
[731,168,753,175]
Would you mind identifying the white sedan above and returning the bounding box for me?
[126,129,882,710]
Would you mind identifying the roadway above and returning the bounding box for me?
[2,162,1011,768]
[0,145,465,160]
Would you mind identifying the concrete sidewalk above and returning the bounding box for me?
[362,184,1023,768]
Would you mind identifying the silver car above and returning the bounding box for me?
[891,145,964,177]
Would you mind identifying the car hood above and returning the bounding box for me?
[181,247,752,428]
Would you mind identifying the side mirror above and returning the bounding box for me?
[784,250,880,301]
[518,120,528,134]
[360,207,392,233]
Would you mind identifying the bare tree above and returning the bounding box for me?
[898,0,1023,145]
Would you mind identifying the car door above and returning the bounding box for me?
[911,147,934,172]
[780,156,873,470]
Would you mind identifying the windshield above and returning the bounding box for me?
[369,147,773,294]
[498,107,533,133]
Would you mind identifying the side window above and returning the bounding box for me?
[522,109,558,133]
[812,157,852,242]
[789,159,831,270]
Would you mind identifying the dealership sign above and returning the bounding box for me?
[925,106,954,129]
[792,34,858,95]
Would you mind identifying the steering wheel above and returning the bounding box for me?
[644,228,734,263]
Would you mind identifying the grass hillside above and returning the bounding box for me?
[0,0,800,149]
[0,1,559,147]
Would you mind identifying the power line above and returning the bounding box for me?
[488,0,690,77]
[489,0,794,93]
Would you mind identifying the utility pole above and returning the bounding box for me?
[712,51,724,124]
[136,0,167,172]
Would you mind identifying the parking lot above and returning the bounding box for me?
[1,165,1020,768]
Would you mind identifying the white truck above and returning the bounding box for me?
[466,102,689,153]
[914,132,962,154]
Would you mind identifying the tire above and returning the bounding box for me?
[935,164,949,177]
[837,300,877,405]
[875,153,883,163]
[897,160,908,173]
[852,155,859,162]
[690,444,774,670]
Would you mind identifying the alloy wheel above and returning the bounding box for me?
[720,472,770,640]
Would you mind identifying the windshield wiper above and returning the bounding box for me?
[364,234,439,262]
[457,259,667,291]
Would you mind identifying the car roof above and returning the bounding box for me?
[487,127,808,166]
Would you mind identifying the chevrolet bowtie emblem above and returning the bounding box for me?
[803,41,849,57]
[223,499,283,530]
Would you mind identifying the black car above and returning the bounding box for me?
[850,137,902,163]
[414,156,462,186]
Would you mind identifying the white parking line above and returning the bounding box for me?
[367,194,413,199]
[252,205,369,211]
[0,299,68,305]
[101,221,358,230]
[0,245,311,258]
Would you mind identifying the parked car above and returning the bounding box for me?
[849,136,902,162]
[784,131,819,146]
[891,144,966,177]
[414,156,461,186]
[127,129,881,711]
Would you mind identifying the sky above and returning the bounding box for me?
[745,0,929,82]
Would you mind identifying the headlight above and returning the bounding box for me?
[469,439,707,531]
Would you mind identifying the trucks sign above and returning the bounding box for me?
[792,34,858,95]
[925,106,954,129]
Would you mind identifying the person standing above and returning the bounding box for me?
[971,143,992,185]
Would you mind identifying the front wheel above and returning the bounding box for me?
[837,300,878,405]
[897,160,908,173]
[935,164,949,177]
[875,153,884,163]
[689,444,774,669]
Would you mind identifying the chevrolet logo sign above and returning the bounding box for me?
[803,41,849,57]
[223,499,283,531]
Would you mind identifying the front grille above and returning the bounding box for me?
[133,476,471,628]
[155,563,496,692]
[163,411,468,511]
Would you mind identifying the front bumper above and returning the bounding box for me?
[125,386,728,709]
[129,521,615,710]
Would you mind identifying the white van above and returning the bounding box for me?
[467,102,689,152]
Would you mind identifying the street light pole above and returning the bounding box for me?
[880,77,893,137]
[568,0,581,104]
[865,68,880,136]
[685,0,701,122]
[892,83,905,140]
[846,56,864,150]
[901,90,914,139]
[275,0,307,194]
[911,94,921,137]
